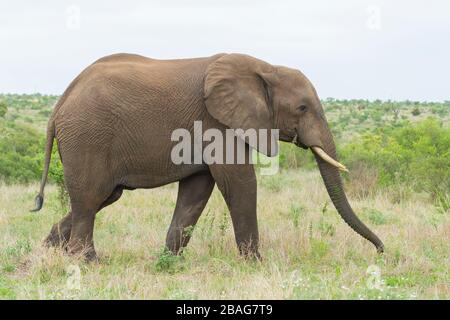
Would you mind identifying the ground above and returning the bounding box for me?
[0,169,448,299]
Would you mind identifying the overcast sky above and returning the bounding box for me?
[1,0,449,101]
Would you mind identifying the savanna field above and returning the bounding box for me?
[0,95,449,299]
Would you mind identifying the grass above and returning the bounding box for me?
[0,169,448,299]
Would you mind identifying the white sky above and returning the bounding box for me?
[1,0,449,101]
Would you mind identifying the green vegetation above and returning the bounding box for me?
[0,94,57,183]
[0,94,449,299]
[340,118,449,198]
[0,121,42,183]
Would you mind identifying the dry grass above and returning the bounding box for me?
[0,169,449,299]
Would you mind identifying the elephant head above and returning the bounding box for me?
[204,53,384,252]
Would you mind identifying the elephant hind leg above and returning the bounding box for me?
[44,186,123,250]
[44,211,72,249]
[98,186,123,211]
[66,198,103,262]
[65,186,116,261]
[166,171,215,255]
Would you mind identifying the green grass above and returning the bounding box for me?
[0,170,448,299]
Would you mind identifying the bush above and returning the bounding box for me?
[0,101,7,118]
[278,142,315,170]
[0,123,43,183]
[340,118,450,197]
[411,107,421,116]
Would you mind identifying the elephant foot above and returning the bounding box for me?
[238,246,262,262]
[253,251,263,262]
[71,246,99,263]
[67,240,98,262]
[165,246,182,256]
[237,241,262,262]
[44,212,72,249]
[44,224,71,249]
[84,249,100,263]
[241,250,262,262]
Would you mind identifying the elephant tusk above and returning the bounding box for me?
[311,147,349,172]
[291,133,298,145]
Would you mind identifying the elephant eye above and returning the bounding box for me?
[298,105,307,112]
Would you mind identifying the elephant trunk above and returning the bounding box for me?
[312,128,384,253]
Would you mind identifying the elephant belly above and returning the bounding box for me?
[106,112,209,188]
[113,137,208,189]
[57,124,208,191]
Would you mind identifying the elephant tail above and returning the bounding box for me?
[30,117,55,212]
[30,70,80,212]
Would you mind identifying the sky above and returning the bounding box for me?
[1,0,449,101]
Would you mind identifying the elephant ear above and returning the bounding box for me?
[204,53,278,157]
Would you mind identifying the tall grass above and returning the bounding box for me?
[0,170,448,299]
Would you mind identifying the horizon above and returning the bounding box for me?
[1,92,448,104]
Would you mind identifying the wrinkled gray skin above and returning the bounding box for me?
[32,53,384,261]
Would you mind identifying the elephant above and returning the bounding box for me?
[31,53,384,261]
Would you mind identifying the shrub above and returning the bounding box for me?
[340,118,450,197]
[278,142,315,170]
[0,123,43,183]
[345,162,379,198]
[0,101,7,118]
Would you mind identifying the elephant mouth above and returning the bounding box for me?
[290,130,348,172]
[291,133,348,172]
[291,133,308,149]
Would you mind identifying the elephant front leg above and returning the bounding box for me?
[166,170,215,254]
[209,163,260,260]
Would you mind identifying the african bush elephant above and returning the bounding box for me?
[32,53,384,261]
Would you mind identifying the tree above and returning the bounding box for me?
[0,100,7,118]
